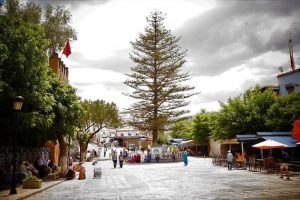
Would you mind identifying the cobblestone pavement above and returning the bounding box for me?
[28,157,300,200]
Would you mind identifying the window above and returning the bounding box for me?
[285,83,295,94]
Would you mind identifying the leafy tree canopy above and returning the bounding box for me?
[47,72,83,141]
[78,99,122,147]
[170,119,193,140]
[4,0,77,53]
[0,15,55,146]
[191,110,216,144]
[211,86,277,140]
[267,92,300,131]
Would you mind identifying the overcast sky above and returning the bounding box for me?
[32,0,300,115]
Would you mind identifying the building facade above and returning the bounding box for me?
[45,53,70,164]
[277,68,300,96]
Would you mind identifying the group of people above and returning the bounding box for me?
[111,150,124,168]
[126,148,189,166]
[18,156,58,180]
[19,160,38,178]
[66,157,86,180]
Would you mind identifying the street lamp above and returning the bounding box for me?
[10,96,24,195]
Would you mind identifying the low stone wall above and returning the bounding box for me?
[0,147,50,175]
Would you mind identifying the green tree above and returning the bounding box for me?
[4,0,77,53]
[192,111,215,144]
[42,4,77,53]
[212,86,277,140]
[157,131,169,144]
[170,119,193,140]
[0,16,55,146]
[47,73,83,173]
[78,100,122,161]
[125,11,196,143]
[267,93,300,131]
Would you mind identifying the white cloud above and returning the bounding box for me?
[59,0,300,114]
[71,0,215,60]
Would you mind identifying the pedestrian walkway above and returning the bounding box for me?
[20,158,300,199]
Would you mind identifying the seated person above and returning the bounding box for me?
[27,160,39,176]
[19,161,32,179]
[35,156,52,177]
[69,156,74,166]
[48,160,58,173]
[66,164,76,180]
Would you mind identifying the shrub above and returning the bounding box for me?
[23,176,41,181]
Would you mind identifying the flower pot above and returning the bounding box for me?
[23,180,42,189]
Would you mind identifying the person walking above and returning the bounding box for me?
[227,150,234,170]
[146,151,152,163]
[280,150,290,180]
[112,150,117,168]
[155,151,160,163]
[104,147,107,158]
[183,148,188,166]
[119,150,124,168]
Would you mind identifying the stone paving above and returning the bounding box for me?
[27,157,300,200]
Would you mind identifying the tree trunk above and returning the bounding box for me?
[152,129,158,144]
[79,141,86,162]
[57,133,68,175]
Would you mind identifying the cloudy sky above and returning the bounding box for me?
[33,0,300,115]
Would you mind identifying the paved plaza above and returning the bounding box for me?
[26,157,300,200]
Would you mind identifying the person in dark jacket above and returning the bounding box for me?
[119,150,124,168]
[112,150,117,168]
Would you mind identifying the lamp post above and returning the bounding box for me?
[10,96,24,195]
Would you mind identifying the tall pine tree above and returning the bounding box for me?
[125,11,195,143]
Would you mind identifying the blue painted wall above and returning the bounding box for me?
[277,69,300,96]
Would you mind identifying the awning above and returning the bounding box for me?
[181,140,194,144]
[262,136,296,148]
[169,139,195,146]
[257,132,292,136]
[236,134,257,142]
[221,139,239,144]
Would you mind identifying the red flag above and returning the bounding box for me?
[62,39,71,58]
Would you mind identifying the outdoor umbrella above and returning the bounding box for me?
[252,139,288,159]
[252,139,288,149]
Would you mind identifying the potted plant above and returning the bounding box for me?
[23,176,42,189]
[235,153,247,169]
